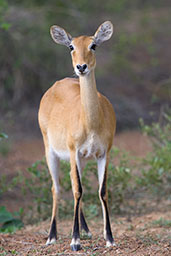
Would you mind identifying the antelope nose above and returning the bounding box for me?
[76,64,87,72]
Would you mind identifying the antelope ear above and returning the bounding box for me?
[50,25,72,47]
[94,21,113,46]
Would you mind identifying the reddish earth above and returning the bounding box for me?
[0,211,170,255]
[0,131,170,255]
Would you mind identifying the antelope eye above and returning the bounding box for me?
[90,43,96,51]
[69,45,74,51]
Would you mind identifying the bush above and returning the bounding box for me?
[0,132,10,156]
[108,148,132,213]
[0,206,23,233]
[138,109,171,196]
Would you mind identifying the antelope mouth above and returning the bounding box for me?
[75,69,90,77]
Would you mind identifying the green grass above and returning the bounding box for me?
[0,246,19,255]
[0,206,23,233]
[151,218,171,228]
[136,233,159,246]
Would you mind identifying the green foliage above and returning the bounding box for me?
[60,161,71,191]
[112,29,159,77]
[0,175,8,195]
[0,132,8,140]
[0,141,10,156]
[136,233,159,246]
[108,148,132,213]
[151,218,171,228]
[0,0,170,116]
[0,206,23,233]
[0,132,9,156]
[0,0,11,30]
[0,171,23,197]
[23,159,52,221]
[138,110,171,195]
[84,204,99,219]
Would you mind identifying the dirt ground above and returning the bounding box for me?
[0,211,170,255]
[0,131,171,255]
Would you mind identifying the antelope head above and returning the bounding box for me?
[50,21,113,76]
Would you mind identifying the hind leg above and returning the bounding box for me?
[76,153,91,238]
[80,207,92,238]
[43,135,60,245]
[97,153,115,247]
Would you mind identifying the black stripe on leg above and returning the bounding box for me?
[72,166,82,240]
[101,171,114,244]
[49,218,57,240]
[80,209,90,233]
[103,200,114,243]
[72,199,80,240]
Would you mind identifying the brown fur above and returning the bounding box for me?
[38,21,116,249]
[39,77,116,154]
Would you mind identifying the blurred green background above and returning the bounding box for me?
[0,0,171,135]
[0,1,171,240]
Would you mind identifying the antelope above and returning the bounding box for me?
[38,21,116,251]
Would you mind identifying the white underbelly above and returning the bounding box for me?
[49,133,105,161]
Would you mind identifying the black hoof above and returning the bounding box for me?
[71,244,81,251]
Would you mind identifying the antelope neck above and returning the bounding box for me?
[79,71,102,130]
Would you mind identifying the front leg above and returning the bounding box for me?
[76,152,92,238]
[97,153,115,247]
[70,151,82,251]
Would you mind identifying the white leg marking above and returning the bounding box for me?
[106,240,116,247]
[98,153,115,246]
[48,146,60,196]
[45,146,59,245]
[76,150,86,178]
[70,238,81,246]
[97,153,107,239]
[97,153,106,187]
[46,237,57,245]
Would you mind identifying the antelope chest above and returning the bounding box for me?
[78,133,105,159]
